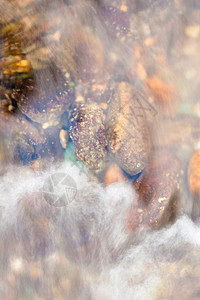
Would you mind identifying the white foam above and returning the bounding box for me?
[0,162,200,299]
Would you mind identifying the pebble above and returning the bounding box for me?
[59,129,68,149]
[104,163,126,185]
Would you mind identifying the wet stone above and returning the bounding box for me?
[128,151,183,230]
[99,5,130,40]
[61,25,104,84]
[106,81,156,175]
[0,110,41,164]
[12,64,75,124]
[59,129,68,149]
[0,109,63,165]
[70,103,106,170]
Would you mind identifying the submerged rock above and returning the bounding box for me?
[13,64,75,124]
[106,81,156,175]
[70,103,106,170]
[99,5,130,40]
[61,25,104,84]
[0,109,63,165]
[128,151,183,231]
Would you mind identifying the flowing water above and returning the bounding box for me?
[1,1,200,299]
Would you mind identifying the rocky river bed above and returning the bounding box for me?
[1,0,200,299]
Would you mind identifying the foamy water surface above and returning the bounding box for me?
[0,163,200,300]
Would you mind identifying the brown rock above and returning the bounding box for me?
[0,110,42,164]
[128,151,182,231]
[59,129,68,149]
[0,109,63,165]
[99,5,130,40]
[13,64,74,124]
[62,25,104,84]
[70,103,106,170]
[106,81,156,175]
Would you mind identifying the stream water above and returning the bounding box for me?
[1,1,200,299]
